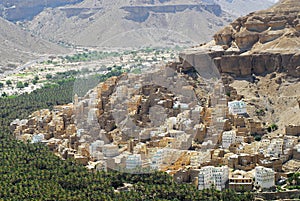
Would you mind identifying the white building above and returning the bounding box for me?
[126,154,142,170]
[228,101,247,115]
[90,140,105,160]
[222,130,236,149]
[150,149,164,170]
[198,166,229,191]
[31,134,45,143]
[266,138,283,157]
[255,166,275,189]
[102,144,119,158]
[90,140,105,153]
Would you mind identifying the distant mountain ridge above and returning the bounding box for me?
[0,0,83,22]
[21,0,276,48]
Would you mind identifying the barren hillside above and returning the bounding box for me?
[24,0,276,48]
[0,17,69,73]
[0,0,83,21]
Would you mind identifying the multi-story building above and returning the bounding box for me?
[90,140,105,160]
[126,154,142,170]
[90,140,105,153]
[102,144,119,158]
[228,100,247,115]
[255,166,275,189]
[150,149,164,170]
[229,170,253,192]
[222,130,236,149]
[266,138,283,158]
[198,166,229,191]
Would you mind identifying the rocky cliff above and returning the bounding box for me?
[179,0,300,78]
[121,3,222,22]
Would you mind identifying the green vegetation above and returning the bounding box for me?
[255,109,265,116]
[32,79,38,85]
[287,172,300,189]
[254,135,262,141]
[52,70,80,81]
[1,92,7,97]
[267,123,278,133]
[64,51,121,63]
[46,74,53,79]
[34,75,39,81]
[6,80,12,86]
[15,73,32,77]
[0,82,3,88]
[16,81,24,89]
[131,68,142,74]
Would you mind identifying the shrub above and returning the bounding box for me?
[254,135,262,141]
[46,74,52,79]
[6,80,12,86]
[32,79,38,85]
[267,123,278,133]
[16,81,24,89]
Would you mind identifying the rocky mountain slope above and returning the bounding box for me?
[178,0,300,132]
[0,17,69,72]
[0,0,83,22]
[24,0,276,47]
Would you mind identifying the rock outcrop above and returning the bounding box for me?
[121,3,222,22]
[179,0,300,78]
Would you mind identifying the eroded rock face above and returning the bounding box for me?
[121,3,222,22]
[180,50,300,78]
[181,0,300,78]
[214,0,300,51]
[217,53,300,77]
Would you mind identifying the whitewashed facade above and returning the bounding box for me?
[126,154,142,169]
[198,166,229,191]
[228,101,247,115]
[255,166,275,189]
[150,149,164,170]
[222,130,236,149]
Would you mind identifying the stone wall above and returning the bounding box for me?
[286,125,300,136]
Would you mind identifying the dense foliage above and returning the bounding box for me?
[0,78,254,200]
